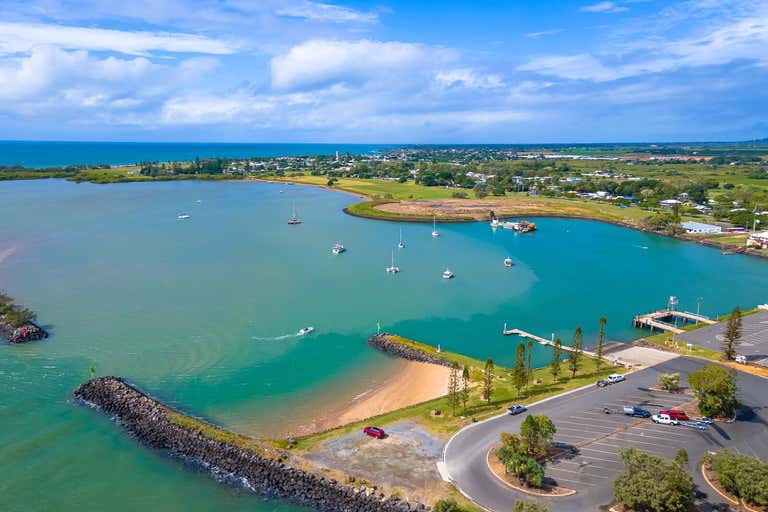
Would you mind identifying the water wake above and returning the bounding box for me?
[251,333,298,342]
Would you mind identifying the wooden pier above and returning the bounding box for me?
[502,325,596,356]
[633,310,715,335]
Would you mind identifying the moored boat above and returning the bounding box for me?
[504,257,513,267]
[332,243,345,254]
[442,268,454,279]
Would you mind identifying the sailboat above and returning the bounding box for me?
[442,268,454,279]
[398,228,405,249]
[288,202,301,225]
[432,215,440,237]
[504,257,513,267]
[385,250,400,273]
[332,242,345,254]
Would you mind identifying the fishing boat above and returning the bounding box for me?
[288,202,301,225]
[442,268,454,279]
[177,213,191,220]
[504,257,513,267]
[332,243,345,254]
[432,216,440,237]
[298,326,314,335]
[501,220,536,233]
[398,228,405,249]
[385,250,400,273]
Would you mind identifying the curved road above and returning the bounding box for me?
[443,357,768,511]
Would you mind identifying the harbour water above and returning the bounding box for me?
[1,178,767,512]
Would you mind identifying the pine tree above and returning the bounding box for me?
[569,327,583,378]
[512,342,528,396]
[527,339,534,386]
[461,365,471,413]
[551,338,562,382]
[483,358,495,404]
[722,306,743,360]
[596,316,607,371]
[448,362,460,416]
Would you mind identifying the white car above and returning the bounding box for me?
[652,413,679,425]
[606,374,626,384]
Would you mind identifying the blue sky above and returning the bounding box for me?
[0,0,766,143]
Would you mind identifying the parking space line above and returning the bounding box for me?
[548,476,596,487]
[577,454,623,464]
[546,466,611,479]
[612,430,682,442]
[558,419,628,429]
[592,440,670,456]
[632,426,691,437]
[549,461,617,475]
[579,446,621,456]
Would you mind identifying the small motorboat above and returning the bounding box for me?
[504,257,513,267]
[442,268,454,279]
[177,213,191,220]
[398,228,405,249]
[298,326,314,336]
[332,243,345,255]
[195,199,203,204]
[490,218,501,229]
[432,215,440,237]
[288,202,301,225]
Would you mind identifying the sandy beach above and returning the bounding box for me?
[296,360,451,435]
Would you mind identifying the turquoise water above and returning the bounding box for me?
[0,141,387,168]
[1,179,767,512]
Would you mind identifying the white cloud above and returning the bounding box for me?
[581,2,628,13]
[0,21,238,56]
[435,68,504,89]
[525,29,564,39]
[275,1,379,23]
[270,39,454,89]
[519,12,768,81]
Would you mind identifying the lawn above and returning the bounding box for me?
[288,334,628,451]
[265,174,457,200]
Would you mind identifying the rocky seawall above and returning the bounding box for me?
[368,334,452,367]
[73,377,427,512]
[0,321,48,343]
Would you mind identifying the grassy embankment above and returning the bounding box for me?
[1,165,243,184]
[288,334,627,451]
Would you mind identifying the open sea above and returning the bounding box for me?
[1,177,767,512]
[0,141,389,168]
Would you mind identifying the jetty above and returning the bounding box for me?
[503,325,596,356]
[632,310,715,335]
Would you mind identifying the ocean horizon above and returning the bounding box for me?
[0,141,392,169]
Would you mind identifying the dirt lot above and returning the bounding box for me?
[304,421,444,496]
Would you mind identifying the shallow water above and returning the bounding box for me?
[1,179,767,511]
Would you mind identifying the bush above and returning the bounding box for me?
[613,448,695,512]
[658,373,680,392]
[688,365,738,418]
[433,498,464,512]
[452,191,468,198]
[513,502,548,512]
[497,435,546,488]
[706,450,768,506]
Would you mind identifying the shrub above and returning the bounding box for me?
[433,498,464,512]
[451,191,468,198]
[707,450,768,506]
[513,502,548,512]
[658,373,681,392]
[613,448,695,512]
[497,434,546,488]
[688,365,738,417]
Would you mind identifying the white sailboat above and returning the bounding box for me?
[177,213,191,220]
[398,228,405,249]
[504,257,513,267]
[385,250,400,273]
[432,215,440,237]
[442,268,454,279]
[332,243,345,254]
[288,202,301,225]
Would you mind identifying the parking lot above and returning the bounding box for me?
[679,309,768,366]
[546,389,702,489]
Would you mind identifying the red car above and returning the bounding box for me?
[660,409,689,421]
[363,426,386,439]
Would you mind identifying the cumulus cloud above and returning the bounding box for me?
[270,39,454,89]
[581,2,628,13]
[435,68,505,89]
[275,1,379,23]
[0,22,237,56]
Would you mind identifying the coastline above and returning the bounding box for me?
[293,359,451,436]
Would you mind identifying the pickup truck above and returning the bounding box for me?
[652,413,679,425]
[623,406,651,418]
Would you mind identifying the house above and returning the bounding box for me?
[681,221,722,234]
[660,199,683,208]
[748,231,768,249]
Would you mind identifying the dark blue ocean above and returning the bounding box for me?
[0,141,390,168]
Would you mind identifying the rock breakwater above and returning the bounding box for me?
[368,334,451,367]
[0,321,48,343]
[73,377,427,512]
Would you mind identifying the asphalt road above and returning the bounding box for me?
[443,356,768,512]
